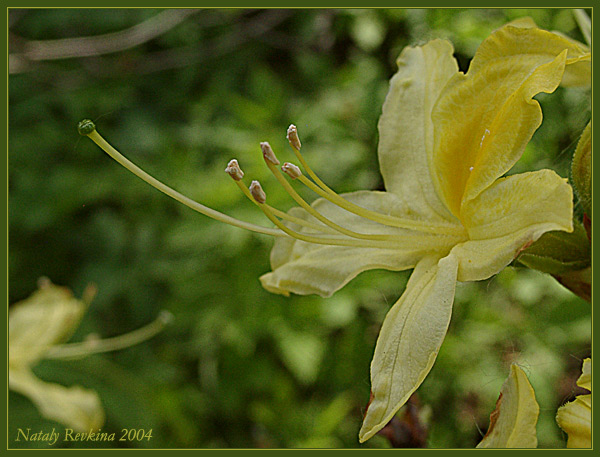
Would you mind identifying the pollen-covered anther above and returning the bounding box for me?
[260,142,280,165]
[249,180,267,204]
[287,124,301,150]
[282,162,302,179]
[225,159,244,181]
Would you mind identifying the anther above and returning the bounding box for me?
[249,180,267,204]
[282,162,302,179]
[260,142,280,165]
[287,124,301,150]
[225,159,244,181]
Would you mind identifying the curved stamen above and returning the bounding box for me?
[287,124,336,196]
[240,180,454,251]
[226,159,339,235]
[262,143,421,242]
[46,311,173,360]
[295,172,464,236]
[79,121,285,238]
[285,126,464,236]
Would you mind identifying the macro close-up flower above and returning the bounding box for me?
[79,17,590,443]
[10,8,591,449]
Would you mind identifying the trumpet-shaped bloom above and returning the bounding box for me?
[256,20,589,441]
[9,279,171,432]
[79,17,590,444]
[556,358,591,448]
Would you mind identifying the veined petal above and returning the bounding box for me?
[453,170,572,282]
[359,253,458,442]
[9,367,105,432]
[469,19,590,88]
[433,28,570,216]
[476,364,539,449]
[556,394,591,448]
[9,281,86,367]
[260,191,459,297]
[377,39,459,223]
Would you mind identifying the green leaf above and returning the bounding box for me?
[517,221,590,274]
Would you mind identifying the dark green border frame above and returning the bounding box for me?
[2,3,596,452]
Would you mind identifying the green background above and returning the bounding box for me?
[8,8,591,448]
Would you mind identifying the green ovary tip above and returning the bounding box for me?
[77,119,96,136]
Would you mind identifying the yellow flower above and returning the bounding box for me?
[260,20,589,441]
[556,358,591,448]
[9,278,171,432]
[79,18,589,443]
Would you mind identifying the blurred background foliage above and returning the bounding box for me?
[9,8,590,448]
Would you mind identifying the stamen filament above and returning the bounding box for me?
[287,124,336,197]
[285,126,463,236]
[232,177,338,235]
[295,173,464,236]
[46,311,173,360]
[265,158,426,241]
[239,179,454,251]
[82,126,285,237]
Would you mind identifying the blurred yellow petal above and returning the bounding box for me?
[476,365,539,448]
[577,358,591,391]
[455,170,573,281]
[9,367,105,432]
[557,394,591,448]
[9,280,86,367]
[260,191,459,297]
[359,253,458,442]
[556,358,591,448]
[377,39,459,222]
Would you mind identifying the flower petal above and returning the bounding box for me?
[469,19,590,88]
[432,24,572,216]
[9,367,105,432]
[377,39,459,223]
[476,364,539,448]
[556,394,591,448]
[359,253,458,442]
[577,358,591,391]
[454,170,573,282]
[260,191,459,297]
[9,280,86,367]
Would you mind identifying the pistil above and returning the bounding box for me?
[79,120,284,237]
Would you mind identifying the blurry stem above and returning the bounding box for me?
[573,9,591,46]
[45,311,173,360]
[10,9,200,73]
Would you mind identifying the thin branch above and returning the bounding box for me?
[10,9,200,73]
